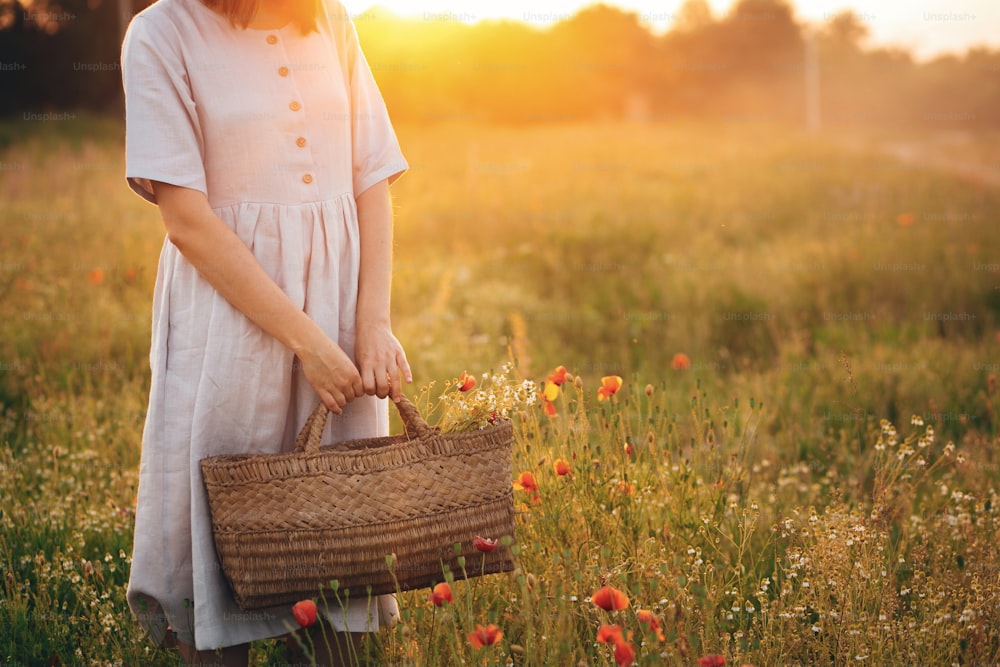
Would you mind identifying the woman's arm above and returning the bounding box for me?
[151,181,364,414]
[355,179,412,401]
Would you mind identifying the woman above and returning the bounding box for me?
[120,0,410,662]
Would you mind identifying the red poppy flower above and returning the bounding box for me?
[88,268,104,285]
[473,536,498,553]
[427,582,453,606]
[671,352,691,370]
[513,472,539,493]
[457,372,476,392]
[636,609,665,641]
[592,585,630,611]
[553,459,571,476]
[467,623,503,648]
[597,376,623,401]
[897,212,915,227]
[291,599,317,627]
[623,441,633,457]
[699,655,726,667]
[613,639,636,666]
[596,624,625,645]
[547,365,568,386]
[543,399,557,417]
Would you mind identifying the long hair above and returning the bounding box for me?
[201,0,319,33]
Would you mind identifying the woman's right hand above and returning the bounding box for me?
[295,333,365,415]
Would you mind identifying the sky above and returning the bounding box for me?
[346,0,1000,61]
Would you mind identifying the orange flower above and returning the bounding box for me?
[543,400,557,417]
[613,640,636,666]
[897,212,915,227]
[596,624,625,645]
[597,375,623,401]
[457,371,476,392]
[597,625,635,666]
[553,459,571,476]
[87,268,104,285]
[291,599,317,627]
[699,655,726,667]
[472,536,498,553]
[467,623,503,648]
[547,365,568,386]
[616,481,636,496]
[636,609,665,641]
[427,582,453,606]
[591,585,630,611]
[513,471,539,493]
[671,352,691,370]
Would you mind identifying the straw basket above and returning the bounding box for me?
[200,396,516,610]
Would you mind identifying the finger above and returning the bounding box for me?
[360,366,377,396]
[396,349,413,384]
[387,365,402,402]
[325,390,345,415]
[350,370,365,400]
[375,364,392,399]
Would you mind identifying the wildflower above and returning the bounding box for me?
[291,600,317,627]
[467,623,503,648]
[597,624,625,644]
[597,376,623,401]
[513,471,539,494]
[636,609,665,641]
[597,625,635,666]
[699,655,726,667]
[88,268,104,285]
[542,381,559,416]
[428,582,453,606]
[897,212,915,227]
[553,459,571,476]
[623,441,633,457]
[671,352,691,370]
[457,372,476,392]
[616,481,636,495]
[592,585,630,611]
[613,640,636,666]
[473,536,498,553]
[645,383,654,397]
[547,365,568,386]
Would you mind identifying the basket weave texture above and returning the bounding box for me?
[200,396,516,610]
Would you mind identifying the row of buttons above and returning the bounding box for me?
[268,33,313,187]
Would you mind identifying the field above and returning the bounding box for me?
[1,116,1000,665]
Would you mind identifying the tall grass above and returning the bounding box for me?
[1,117,998,665]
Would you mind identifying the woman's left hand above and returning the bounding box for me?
[355,321,412,401]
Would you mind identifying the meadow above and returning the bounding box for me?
[1,116,999,665]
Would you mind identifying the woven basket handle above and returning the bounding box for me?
[394,395,436,440]
[294,395,435,455]
[294,401,331,455]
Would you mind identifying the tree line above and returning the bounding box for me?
[2,0,999,130]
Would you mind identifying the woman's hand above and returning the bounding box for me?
[355,321,412,401]
[295,331,365,414]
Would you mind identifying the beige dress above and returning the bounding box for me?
[121,0,407,650]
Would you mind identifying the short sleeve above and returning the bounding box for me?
[121,15,207,205]
[341,11,408,196]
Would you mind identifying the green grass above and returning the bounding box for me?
[1,117,999,665]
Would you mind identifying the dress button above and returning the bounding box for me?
[302,174,313,184]
[278,66,289,77]
[295,136,307,148]
[266,34,278,45]
[289,101,301,112]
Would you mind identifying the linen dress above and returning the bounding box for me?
[121,0,407,650]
